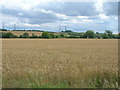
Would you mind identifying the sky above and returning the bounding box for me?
[0,0,118,33]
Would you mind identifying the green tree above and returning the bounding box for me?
[102,33,109,39]
[69,35,80,38]
[105,30,113,38]
[84,30,95,38]
[60,34,65,38]
[118,33,120,39]
[42,32,51,38]
[95,32,102,39]
[62,30,73,32]
[112,34,118,39]
[96,32,99,34]
[20,33,29,38]
[2,32,18,38]
[50,33,56,38]
[79,32,85,38]
[0,29,7,31]
[55,35,61,38]
[0,32,2,38]
[30,33,37,38]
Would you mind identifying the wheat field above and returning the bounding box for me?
[2,39,118,88]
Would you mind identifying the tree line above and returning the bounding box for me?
[0,30,119,39]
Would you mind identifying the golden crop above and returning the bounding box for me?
[2,39,118,88]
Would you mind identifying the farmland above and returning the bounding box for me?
[2,39,118,88]
[0,31,43,36]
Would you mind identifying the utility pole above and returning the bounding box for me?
[14,24,16,30]
[2,22,5,29]
[65,26,67,31]
[2,5,5,30]
[59,25,61,32]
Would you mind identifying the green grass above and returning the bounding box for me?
[29,82,69,88]
[3,73,118,88]
[3,77,70,88]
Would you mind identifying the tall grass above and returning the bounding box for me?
[2,39,118,88]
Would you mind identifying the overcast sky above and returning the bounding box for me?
[0,0,118,33]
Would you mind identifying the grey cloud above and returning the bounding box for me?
[2,7,22,17]
[37,2,118,17]
[103,2,118,16]
[37,2,99,16]
[2,7,67,24]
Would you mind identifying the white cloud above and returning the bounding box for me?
[77,16,89,19]
[95,0,104,13]
[99,14,109,19]
[56,13,68,19]
[82,19,93,22]
[70,19,81,23]
[24,23,40,27]
[114,17,118,20]
[18,12,24,16]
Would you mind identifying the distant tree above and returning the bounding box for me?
[30,33,37,38]
[95,34,102,39]
[50,33,56,38]
[0,29,7,31]
[0,32,2,38]
[118,33,120,39]
[20,33,29,38]
[112,34,118,39]
[2,32,18,38]
[96,32,99,34]
[105,30,113,38]
[62,30,73,32]
[84,30,95,38]
[19,35,22,38]
[60,34,65,38]
[95,32,102,39]
[79,32,85,38]
[55,35,60,38]
[67,32,80,36]
[42,32,51,38]
[102,33,109,39]
[69,35,80,38]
